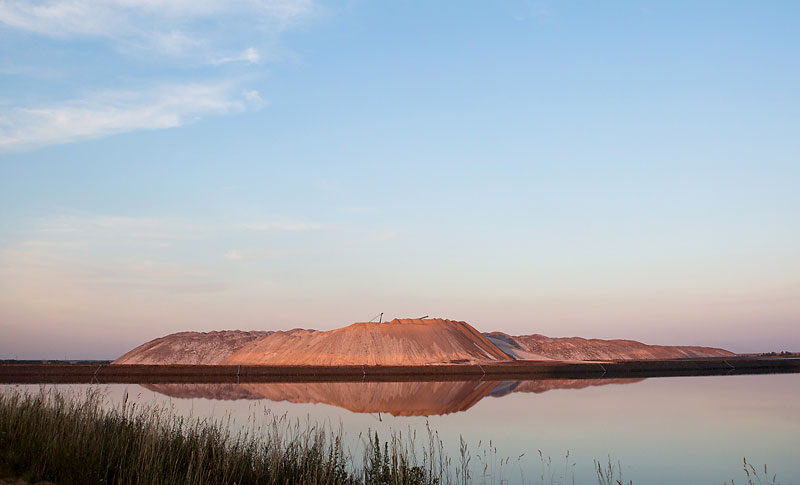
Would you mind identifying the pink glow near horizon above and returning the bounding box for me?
[1,247,797,359]
[2,2,799,360]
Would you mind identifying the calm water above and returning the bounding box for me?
[4,374,799,484]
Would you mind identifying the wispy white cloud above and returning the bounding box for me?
[0,82,262,151]
[0,247,227,294]
[240,221,324,231]
[0,0,314,60]
[241,89,266,108]
[150,29,203,56]
[0,213,232,302]
[0,65,63,79]
[18,240,84,249]
[0,0,314,40]
[0,0,316,151]
[35,215,161,232]
[212,47,261,65]
[31,214,205,246]
[31,213,324,241]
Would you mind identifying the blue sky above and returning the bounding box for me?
[1,1,799,358]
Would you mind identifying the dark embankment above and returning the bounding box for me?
[1,358,798,384]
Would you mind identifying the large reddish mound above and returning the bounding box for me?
[113,319,735,366]
[223,318,509,366]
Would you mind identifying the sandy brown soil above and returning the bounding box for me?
[113,318,734,366]
[114,330,271,365]
[486,332,734,361]
[222,319,509,366]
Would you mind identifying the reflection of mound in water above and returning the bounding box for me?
[143,381,497,416]
[487,378,646,398]
[142,378,645,416]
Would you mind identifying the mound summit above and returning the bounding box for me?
[224,318,509,365]
[114,317,734,365]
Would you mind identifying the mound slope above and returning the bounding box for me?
[113,330,271,365]
[223,318,508,366]
[485,332,734,361]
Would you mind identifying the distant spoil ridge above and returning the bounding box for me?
[484,332,734,361]
[223,319,509,366]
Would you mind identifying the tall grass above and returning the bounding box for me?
[0,388,435,484]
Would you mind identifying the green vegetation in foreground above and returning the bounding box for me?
[0,389,788,484]
[0,388,446,484]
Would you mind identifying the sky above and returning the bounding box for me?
[1,1,798,359]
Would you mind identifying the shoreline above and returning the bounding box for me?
[1,357,798,384]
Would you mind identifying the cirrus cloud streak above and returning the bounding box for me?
[0,0,314,39]
[0,83,262,151]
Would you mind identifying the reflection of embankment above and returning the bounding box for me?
[143,381,498,416]
[142,378,647,416]
[487,378,645,397]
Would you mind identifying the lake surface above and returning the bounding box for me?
[3,373,799,484]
